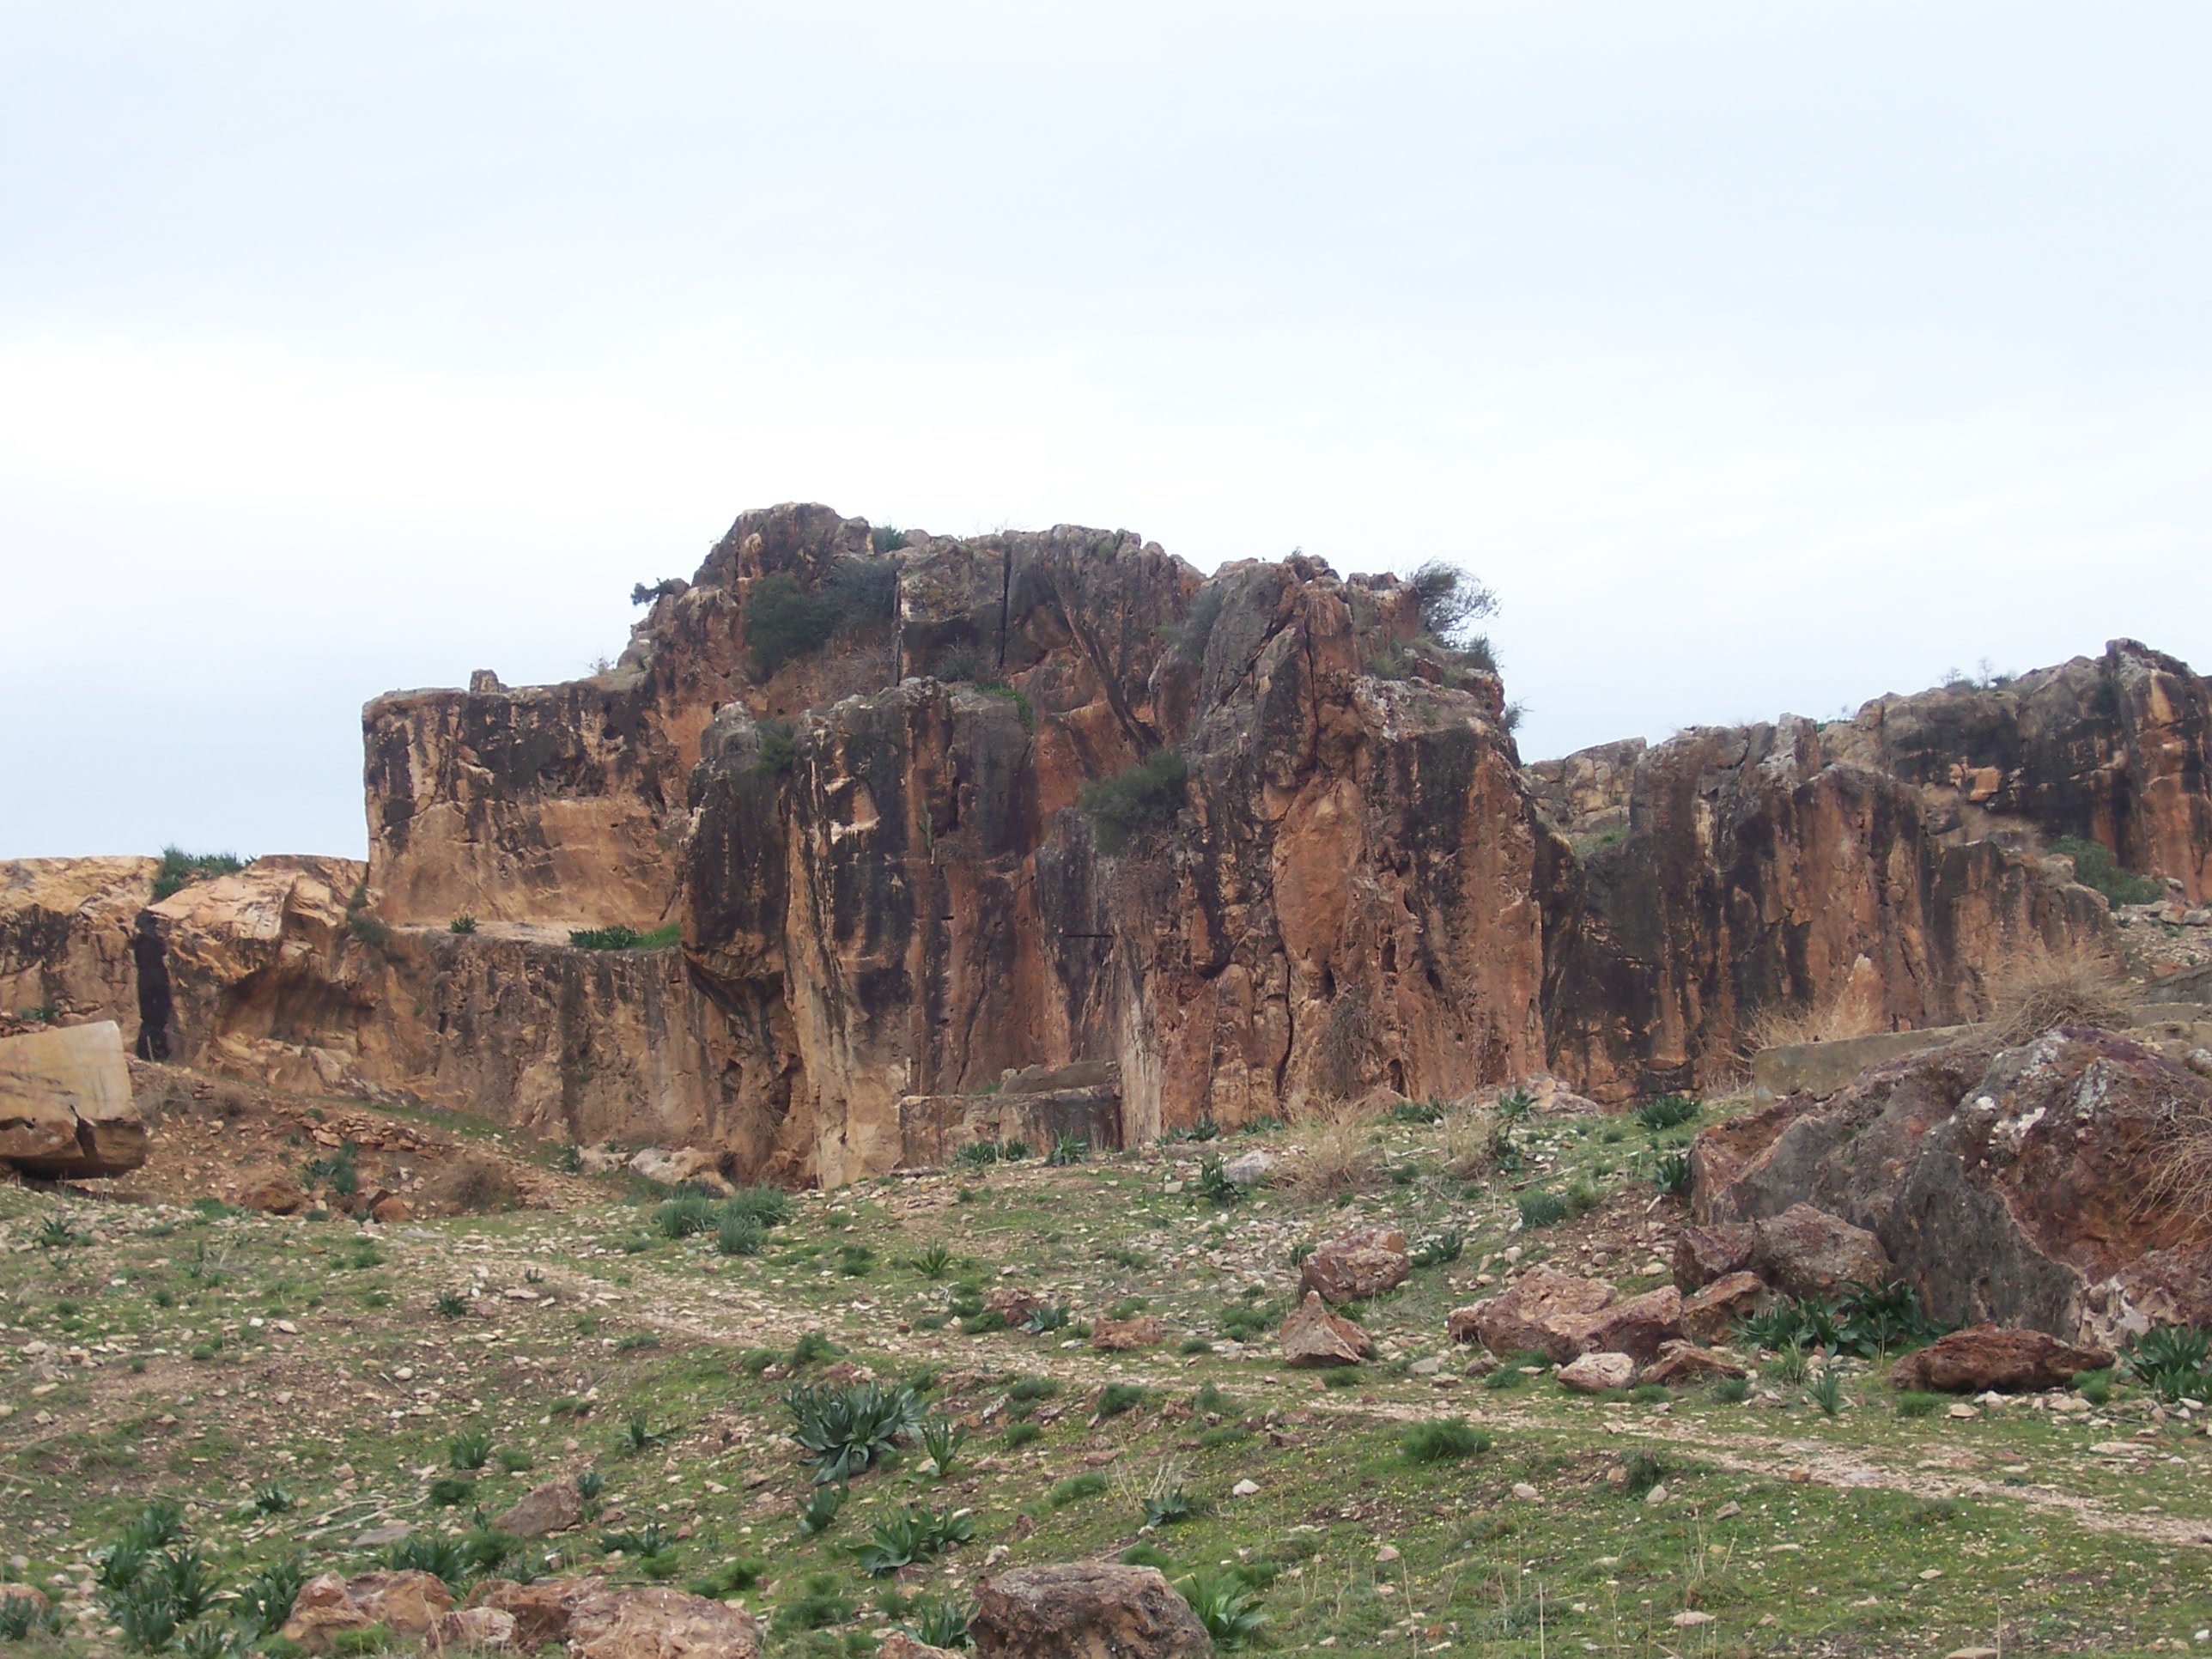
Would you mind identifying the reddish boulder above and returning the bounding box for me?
[1557,1352,1636,1393]
[970,1563,1212,1659]
[1752,1204,1890,1300]
[466,1577,607,1650]
[343,1571,454,1638]
[1281,1291,1373,1367]
[245,1179,307,1216]
[280,1575,375,1652]
[1091,1316,1165,1352]
[1548,1285,1684,1364]
[493,1478,584,1539]
[984,1285,1045,1325]
[1300,1227,1412,1305]
[1673,1223,1757,1291]
[1891,1327,2115,1395]
[566,1585,761,1659]
[1641,1340,1748,1386]
[430,1607,517,1651]
[1682,1272,1768,1344]
[1448,1267,1613,1358]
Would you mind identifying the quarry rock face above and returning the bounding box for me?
[19,499,2211,1194]
[0,1019,146,1176]
[1690,1027,2212,1344]
[0,858,155,1040]
[1540,715,2118,1103]
[681,527,1551,1182]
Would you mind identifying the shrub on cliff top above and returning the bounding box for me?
[745,559,899,679]
[1079,747,1189,852]
[2050,836,2165,906]
[151,847,246,902]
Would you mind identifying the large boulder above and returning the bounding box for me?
[1299,1227,1411,1304]
[1891,1327,2116,1395]
[343,1571,454,1638]
[1557,1352,1636,1393]
[1547,1285,1684,1364]
[969,1563,1212,1659]
[1280,1291,1373,1367]
[493,1479,584,1539]
[1681,1272,1768,1344]
[0,1019,146,1176]
[1751,1204,1891,1300]
[1688,1026,2212,1344]
[566,1585,761,1659]
[1447,1267,1615,1361]
[1641,1340,1747,1386]
[465,1577,607,1650]
[279,1575,376,1652]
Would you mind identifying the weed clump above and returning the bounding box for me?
[1400,1418,1492,1462]
[1079,748,1189,853]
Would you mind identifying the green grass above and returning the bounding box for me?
[1,1086,2207,1659]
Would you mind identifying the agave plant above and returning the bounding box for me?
[784,1381,923,1486]
[1176,1572,1267,1650]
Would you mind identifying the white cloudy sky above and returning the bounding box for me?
[5,2,2210,859]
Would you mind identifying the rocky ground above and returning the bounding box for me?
[3,1091,2210,1657]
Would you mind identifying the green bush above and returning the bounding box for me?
[569,923,682,951]
[2076,1368,2114,1407]
[1400,1418,1491,1462]
[1516,1190,1568,1228]
[715,1210,765,1257]
[2124,1325,2212,1401]
[448,1427,493,1470]
[1049,1473,1109,1507]
[1896,1390,1942,1419]
[1078,748,1189,852]
[655,1194,719,1240]
[726,1185,795,1228]
[151,847,246,902]
[854,1504,973,1574]
[1653,1150,1694,1197]
[744,573,838,678]
[448,915,477,934]
[1097,1383,1145,1419]
[1176,1571,1268,1650]
[2051,836,2165,905]
[1046,1134,1090,1167]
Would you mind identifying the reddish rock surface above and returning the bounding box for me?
[1557,1351,1636,1392]
[1641,1340,1748,1385]
[1751,1204,1892,1300]
[494,1479,584,1539]
[1090,1316,1165,1352]
[1281,1291,1374,1367]
[1681,1272,1768,1344]
[1891,1326,2116,1394]
[1672,1222,1758,1291]
[1449,1266,1616,1359]
[465,1577,608,1650]
[1300,1227,1412,1305]
[566,1585,761,1659]
[1692,1027,2212,1342]
[1548,1285,1684,1364]
[970,1563,1212,1659]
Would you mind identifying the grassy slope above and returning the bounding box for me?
[2,1101,2209,1657]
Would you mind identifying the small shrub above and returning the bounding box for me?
[434,1291,469,1320]
[907,1597,975,1649]
[1401,1418,1491,1462]
[448,1428,493,1470]
[1143,1487,1202,1528]
[1896,1391,1942,1419]
[1620,1451,1669,1498]
[780,1571,853,1631]
[1002,1421,1042,1449]
[921,1415,969,1476]
[303,1140,361,1197]
[854,1504,974,1574]
[790,1329,841,1367]
[239,1558,306,1637]
[744,572,839,678]
[2124,1325,2212,1401]
[1653,1150,1694,1198]
[1000,1139,1031,1160]
[1409,1231,1463,1269]
[1809,1369,1844,1415]
[152,846,246,902]
[1046,1134,1089,1167]
[656,1194,719,1239]
[955,1139,1001,1167]
[1049,1472,1109,1507]
[1713,1375,1753,1404]
[715,1210,765,1256]
[2050,836,2165,906]
[726,1185,794,1229]
[1176,1571,1267,1650]
[1195,1156,1243,1206]
[913,1242,955,1278]
[795,1486,843,1537]
[836,1243,876,1277]
[448,915,477,934]
[427,1474,474,1507]
[617,1412,670,1455]
[2076,1368,2114,1407]
[1078,748,1189,853]
[1517,1190,1568,1229]
[1634,1094,1699,1132]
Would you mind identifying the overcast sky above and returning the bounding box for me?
[6,3,2210,860]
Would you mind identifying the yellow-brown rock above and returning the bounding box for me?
[0,856,155,1040]
[0,1019,146,1176]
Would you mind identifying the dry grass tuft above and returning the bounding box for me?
[1737,996,1886,1060]
[1291,1097,1379,1201]
[1442,1104,1503,1181]
[1987,944,2135,1044]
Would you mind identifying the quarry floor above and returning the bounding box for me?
[3,1092,2210,1658]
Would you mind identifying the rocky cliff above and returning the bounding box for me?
[11,504,2212,1189]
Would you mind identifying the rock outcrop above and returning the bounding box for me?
[1890,1326,2115,1394]
[1540,640,2212,1103]
[0,1020,147,1176]
[0,858,155,1039]
[969,1564,1212,1659]
[1689,1026,2212,1343]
